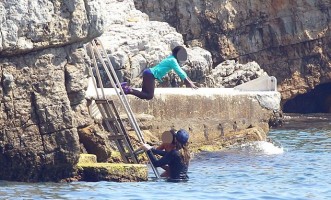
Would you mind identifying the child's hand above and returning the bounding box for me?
[184,77,198,89]
[187,81,198,89]
[191,82,199,89]
[140,143,152,151]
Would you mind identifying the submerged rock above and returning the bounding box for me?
[77,154,148,182]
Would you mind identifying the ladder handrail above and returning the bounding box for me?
[86,39,160,178]
[86,43,106,99]
[91,40,145,142]
[84,44,101,99]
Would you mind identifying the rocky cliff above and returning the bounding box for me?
[98,0,268,88]
[0,0,283,182]
[134,0,331,112]
[0,0,106,182]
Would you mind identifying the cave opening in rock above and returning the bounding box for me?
[283,82,331,113]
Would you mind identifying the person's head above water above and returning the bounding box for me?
[161,130,174,144]
[172,46,187,63]
[162,128,190,145]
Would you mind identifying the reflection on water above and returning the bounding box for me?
[281,113,331,130]
[274,113,331,154]
[0,114,330,200]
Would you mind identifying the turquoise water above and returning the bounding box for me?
[1,114,330,200]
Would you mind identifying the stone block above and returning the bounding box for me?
[78,154,97,164]
[77,163,148,182]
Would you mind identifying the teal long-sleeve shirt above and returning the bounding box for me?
[149,55,188,82]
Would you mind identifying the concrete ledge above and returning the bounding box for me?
[86,87,281,143]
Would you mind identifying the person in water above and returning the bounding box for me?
[140,129,191,181]
[121,46,198,100]
[156,130,177,177]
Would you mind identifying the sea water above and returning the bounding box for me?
[0,114,330,200]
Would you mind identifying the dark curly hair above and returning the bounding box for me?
[171,46,185,62]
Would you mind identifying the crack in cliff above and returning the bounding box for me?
[82,0,91,36]
[241,36,331,65]
[0,71,14,121]
[30,93,40,127]
[30,92,48,153]
[0,65,2,102]
[0,27,3,52]
[21,116,35,130]
[29,96,69,158]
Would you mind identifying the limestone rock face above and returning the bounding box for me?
[0,0,104,57]
[134,0,331,101]
[98,0,268,88]
[100,0,214,87]
[209,60,267,88]
[0,0,105,182]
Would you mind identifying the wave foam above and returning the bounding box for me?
[231,141,284,155]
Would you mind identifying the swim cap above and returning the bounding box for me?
[175,129,189,144]
[172,46,187,62]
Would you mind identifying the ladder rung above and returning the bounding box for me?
[125,153,134,158]
[133,148,144,155]
[104,127,119,133]
[108,135,125,140]
[103,117,117,122]
[95,99,113,104]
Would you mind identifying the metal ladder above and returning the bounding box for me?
[85,38,160,178]
[94,99,138,163]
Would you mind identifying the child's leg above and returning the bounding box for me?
[130,69,155,100]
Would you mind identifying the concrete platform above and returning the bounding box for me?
[86,86,281,143]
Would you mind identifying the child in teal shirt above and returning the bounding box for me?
[122,46,198,100]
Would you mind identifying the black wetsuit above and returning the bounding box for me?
[147,148,189,181]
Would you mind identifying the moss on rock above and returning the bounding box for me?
[196,145,223,152]
[77,162,148,182]
[78,154,97,164]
